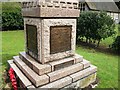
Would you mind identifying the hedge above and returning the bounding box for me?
[2,2,24,31]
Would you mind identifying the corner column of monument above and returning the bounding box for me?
[7,0,97,89]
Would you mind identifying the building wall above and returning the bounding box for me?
[114,13,119,23]
[79,2,89,12]
[118,13,120,23]
[79,2,120,24]
[108,12,119,23]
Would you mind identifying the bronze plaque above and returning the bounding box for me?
[26,24,38,59]
[50,26,72,54]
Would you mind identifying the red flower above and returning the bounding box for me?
[8,68,18,90]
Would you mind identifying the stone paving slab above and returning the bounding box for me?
[19,52,52,75]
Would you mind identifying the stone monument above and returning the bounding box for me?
[8,0,97,89]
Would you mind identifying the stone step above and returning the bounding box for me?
[47,63,84,82]
[49,54,83,71]
[8,60,96,89]
[74,54,83,63]
[40,76,72,89]
[19,52,52,75]
[13,57,49,87]
[13,56,26,70]
[70,65,97,82]
[81,59,90,69]
[7,60,33,88]
[47,59,91,82]
[40,65,97,89]
[19,52,83,73]
[14,55,90,83]
[60,73,97,89]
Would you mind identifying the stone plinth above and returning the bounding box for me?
[8,56,97,89]
[22,0,80,64]
[24,18,77,64]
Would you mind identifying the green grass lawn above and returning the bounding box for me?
[1,30,119,89]
[2,30,25,68]
[1,30,25,88]
[76,46,119,88]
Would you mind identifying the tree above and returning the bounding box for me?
[77,11,116,47]
[96,12,115,46]
[118,24,120,36]
[77,11,98,43]
[111,36,120,54]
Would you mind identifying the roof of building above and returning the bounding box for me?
[114,0,120,2]
[79,0,120,13]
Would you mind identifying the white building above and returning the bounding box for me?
[79,0,120,23]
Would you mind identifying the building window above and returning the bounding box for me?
[79,2,85,12]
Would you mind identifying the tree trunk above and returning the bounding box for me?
[86,38,88,43]
[97,40,100,47]
[89,38,92,44]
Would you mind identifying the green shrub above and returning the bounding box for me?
[118,24,120,36]
[77,11,98,42]
[77,11,116,47]
[111,36,120,53]
[2,2,23,31]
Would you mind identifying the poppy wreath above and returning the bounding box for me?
[8,68,18,90]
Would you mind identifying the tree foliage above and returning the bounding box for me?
[118,24,120,36]
[77,11,116,47]
[111,36,120,54]
[2,2,24,31]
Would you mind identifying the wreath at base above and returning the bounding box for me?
[8,68,18,90]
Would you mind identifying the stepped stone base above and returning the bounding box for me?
[8,52,97,89]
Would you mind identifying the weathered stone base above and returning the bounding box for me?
[8,52,97,89]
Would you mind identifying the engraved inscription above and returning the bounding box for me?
[50,26,72,54]
[26,24,38,59]
[54,60,74,71]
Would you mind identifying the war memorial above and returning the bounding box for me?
[8,0,97,89]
